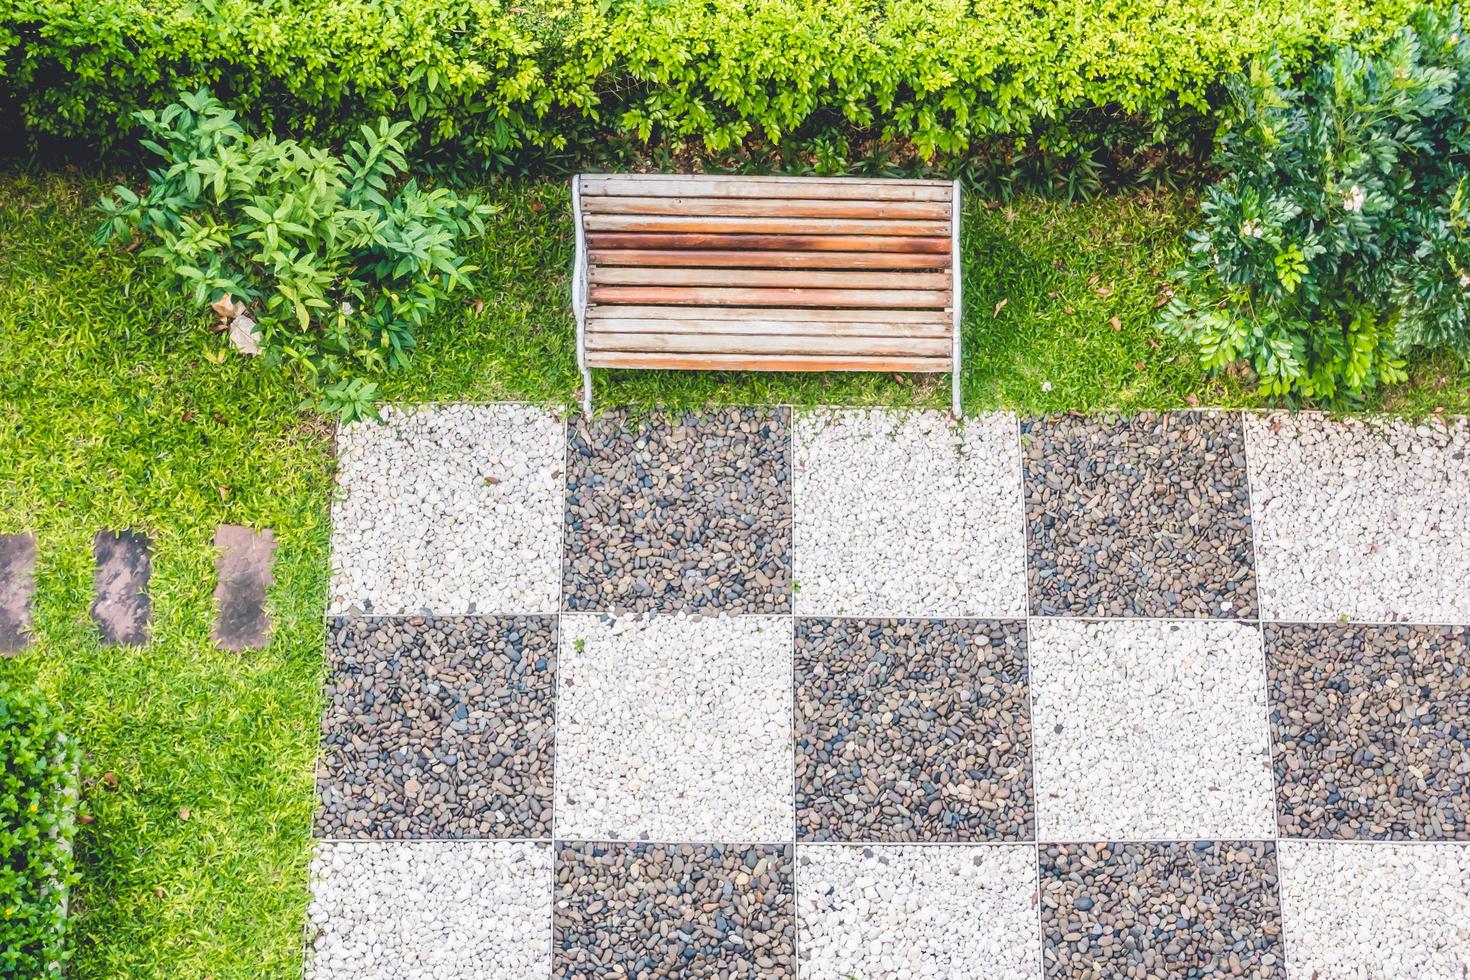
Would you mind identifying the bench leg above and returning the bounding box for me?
[580,363,593,416]
[951,369,961,418]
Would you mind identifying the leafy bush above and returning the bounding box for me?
[0,683,80,980]
[0,0,1434,179]
[95,90,494,420]
[1160,7,1470,402]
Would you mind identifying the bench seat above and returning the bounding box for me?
[571,174,962,413]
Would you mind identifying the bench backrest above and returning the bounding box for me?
[571,174,962,413]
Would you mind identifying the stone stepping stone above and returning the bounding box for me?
[92,529,152,646]
[212,525,276,651]
[1,531,37,654]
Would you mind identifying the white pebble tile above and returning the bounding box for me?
[306,840,551,980]
[556,613,794,841]
[793,409,1026,617]
[1247,413,1470,623]
[1280,841,1470,979]
[328,404,563,615]
[798,843,1041,979]
[1030,618,1276,840]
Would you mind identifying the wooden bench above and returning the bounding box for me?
[570,174,963,415]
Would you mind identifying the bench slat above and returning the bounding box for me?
[585,232,950,253]
[590,267,952,290]
[585,351,951,372]
[588,332,952,356]
[583,214,951,236]
[581,175,952,201]
[588,317,950,338]
[582,195,950,220]
[588,305,950,324]
[588,249,948,270]
[588,285,950,309]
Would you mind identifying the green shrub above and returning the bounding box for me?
[95,90,494,421]
[1159,7,1470,402]
[0,0,1434,178]
[0,683,79,980]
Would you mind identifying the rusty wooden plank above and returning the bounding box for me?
[587,249,949,270]
[581,195,950,220]
[579,174,953,201]
[585,232,951,253]
[588,316,951,338]
[589,267,953,290]
[583,214,951,237]
[587,305,951,323]
[588,285,950,309]
[587,332,952,357]
[585,351,951,372]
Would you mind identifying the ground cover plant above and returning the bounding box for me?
[1161,7,1470,402]
[0,0,1435,183]
[95,89,493,421]
[0,683,79,980]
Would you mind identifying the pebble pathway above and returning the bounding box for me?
[312,405,1470,979]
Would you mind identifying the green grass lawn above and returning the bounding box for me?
[2,167,1466,979]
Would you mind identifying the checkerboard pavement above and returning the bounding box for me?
[312,406,1470,979]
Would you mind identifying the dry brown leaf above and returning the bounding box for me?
[1046,291,1060,300]
[993,298,1008,317]
[1184,394,1201,407]
[178,807,191,821]
[218,485,231,501]
[1062,306,1075,315]
[1135,360,1146,370]
[1109,316,1122,332]
[153,887,165,898]
[210,294,244,319]
[1148,338,1162,350]
[228,313,262,357]
[1095,285,1113,297]
[101,771,119,791]
[1087,274,1101,287]
[891,373,911,385]
[473,298,485,315]
[79,813,96,825]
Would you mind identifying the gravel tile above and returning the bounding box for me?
[1023,412,1257,618]
[329,404,564,616]
[0,531,36,654]
[794,617,1032,842]
[798,843,1040,979]
[556,613,793,842]
[91,528,151,646]
[555,841,794,979]
[563,407,791,614]
[1246,413,1470,623]
[1031,619,1275,840]
[792,409,1026,617]
[1040,841,1285,980]
[1267,623,1470,840]
[316,616,555,840]
[1279,841,1470,979]
[307,840,551,980]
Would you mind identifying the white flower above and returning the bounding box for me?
[340,301,354,315]
[1342,184,1366,213]
[1459,272,1470,289]
[1041,381,1053,392]
[1240,220,1264,239]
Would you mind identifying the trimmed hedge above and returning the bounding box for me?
[0,683,79,980]
[0,0,1436,171]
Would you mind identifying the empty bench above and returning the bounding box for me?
[570,174,963,414]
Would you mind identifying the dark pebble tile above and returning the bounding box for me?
[1022,412,1257,619]
[315,616,556,840]
[794,617,1033,841]
[1268,622,1470,840]
[0,531,37,654]
[91,528,152,645]
[1040,841,1285,979]
[555,840,795,979]
[562,407,791,614]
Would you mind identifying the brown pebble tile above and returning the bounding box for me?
[1040,841,1285,979]
[794,617,1033,841]
[91,529,152,646]
[315,616,556,840]
[563,408,791,615]
[554,841,795,979]
[1267,623,1470,840]
[211,524,276,651]
[1023,412,1257,618]
[0,531,37,654]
